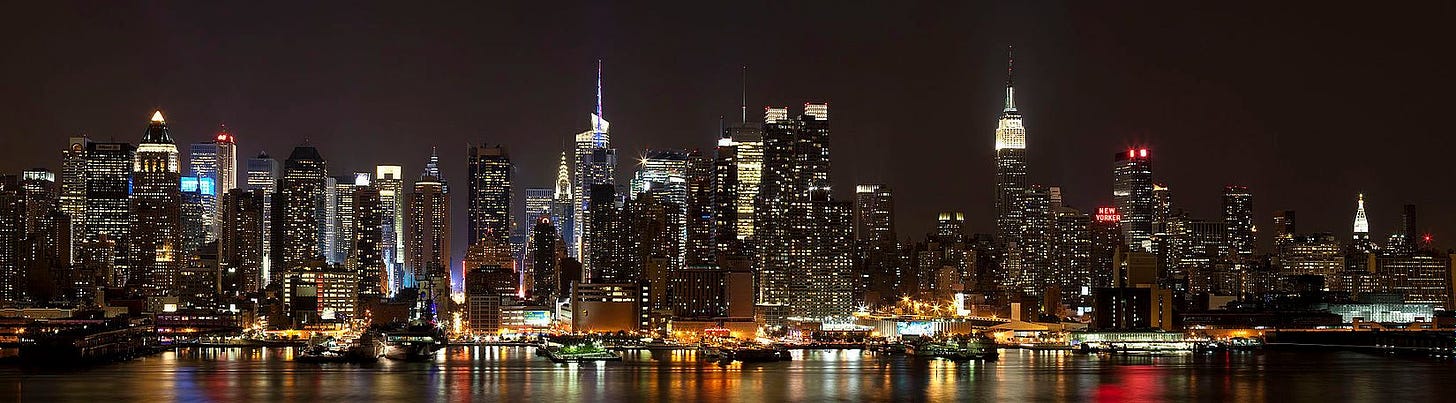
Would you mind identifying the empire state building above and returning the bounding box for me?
[994,48,1028,247]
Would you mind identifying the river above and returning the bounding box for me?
[1,347,1451,401]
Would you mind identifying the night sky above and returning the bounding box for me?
[4,2,1455,265]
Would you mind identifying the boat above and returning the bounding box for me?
[720,344,792,363]
[907,336,999,361]
[295,334,382,363]
[19,323,160,364]
[539,338,622,363]
[698,344,725,360]
[380,326,446,361]
[1072,330,1199,355]
[871,343,908,355]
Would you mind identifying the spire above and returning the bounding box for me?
[741,65,748,124]
[1353,193,1370,237]
[423,146,442,180]
[590,59,610,133]
[555,151,572,199]
[1003,46,1016,112]
[150,110,166,123]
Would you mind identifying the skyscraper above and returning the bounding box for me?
[1222,185,1254,258]
[375,164,405,291]
[178,175,209,262]
[83,140,134,285]
[220,188,265,294]
[1113,148,1153,252]
[60,136,89,262]
[526,214,563,304]
[787,189,855,319]
[331,175,358,264]
[631,149,690,268]
[467,144,512,247]
[188,138,223,242]
[552,152,576,259]
[574,60,617,267]
[524,187,553,227]
[321,176,339,264]
[350,175,386,298]
[585,184,629,282]
[214,125,237,194]
[994,48,1028,248]
[755,104,847,319]
[406,161,451,305]
[726,123,763,244]
[712,133,741,257]
[683,151,715,267]
[1352,193,1372,252]
[1273,210,1296,249]
[0,177,23,302]
[272,145,327,284]
[130,110,184,295]
[854,185,896,246]
[854,184,896,302]
[245,152,279,284]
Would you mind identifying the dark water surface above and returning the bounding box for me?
[1,347,1452,401]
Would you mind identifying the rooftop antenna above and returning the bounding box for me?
[740,65,748,124]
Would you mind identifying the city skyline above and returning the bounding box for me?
[8,4,1456,401]
[3,3,1452,250]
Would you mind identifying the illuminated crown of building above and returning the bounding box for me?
[554,151,572,199]
[1353,193,1370,236]
[994,47,1025,150]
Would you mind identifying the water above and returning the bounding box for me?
[1,347,1452,401]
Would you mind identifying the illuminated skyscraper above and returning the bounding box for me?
[683,151,715,267]
[60,136,89,262]
[220,188,265,294]
[188,142,221,242]
[130,110,184,295]
[406,161,451,305]
[0,177,23,301]
[756,103,845,319]
[349,175,386,297]
[854,184,896,302]
[214,125,237,193]
[526,215,564,303]
[245,152,279,283]
[552,152,576,259]
[1352,193,1373,252]
[179,176,209,261]
[272,145,327,284]
[994,48,1028,248]
[787,189,854,319]
[1113,148,1153,252]
[726,123,763,244]
[524,188,553,227]
[574,61,618,269]
[331,175,359,264]
[1015,184,1053,294]
[631,149,690,268]
[1222,185,1254,258]
[319,176,339,264]
[189,124,237,243]
[375,164,405,290]
[467,144,512,247]
[84,140,134,284]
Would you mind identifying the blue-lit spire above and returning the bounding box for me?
[590,59,609,134]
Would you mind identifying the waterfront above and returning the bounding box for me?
[2,347,1453,401]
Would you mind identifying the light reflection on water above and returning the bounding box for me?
[0,347,1450,401]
